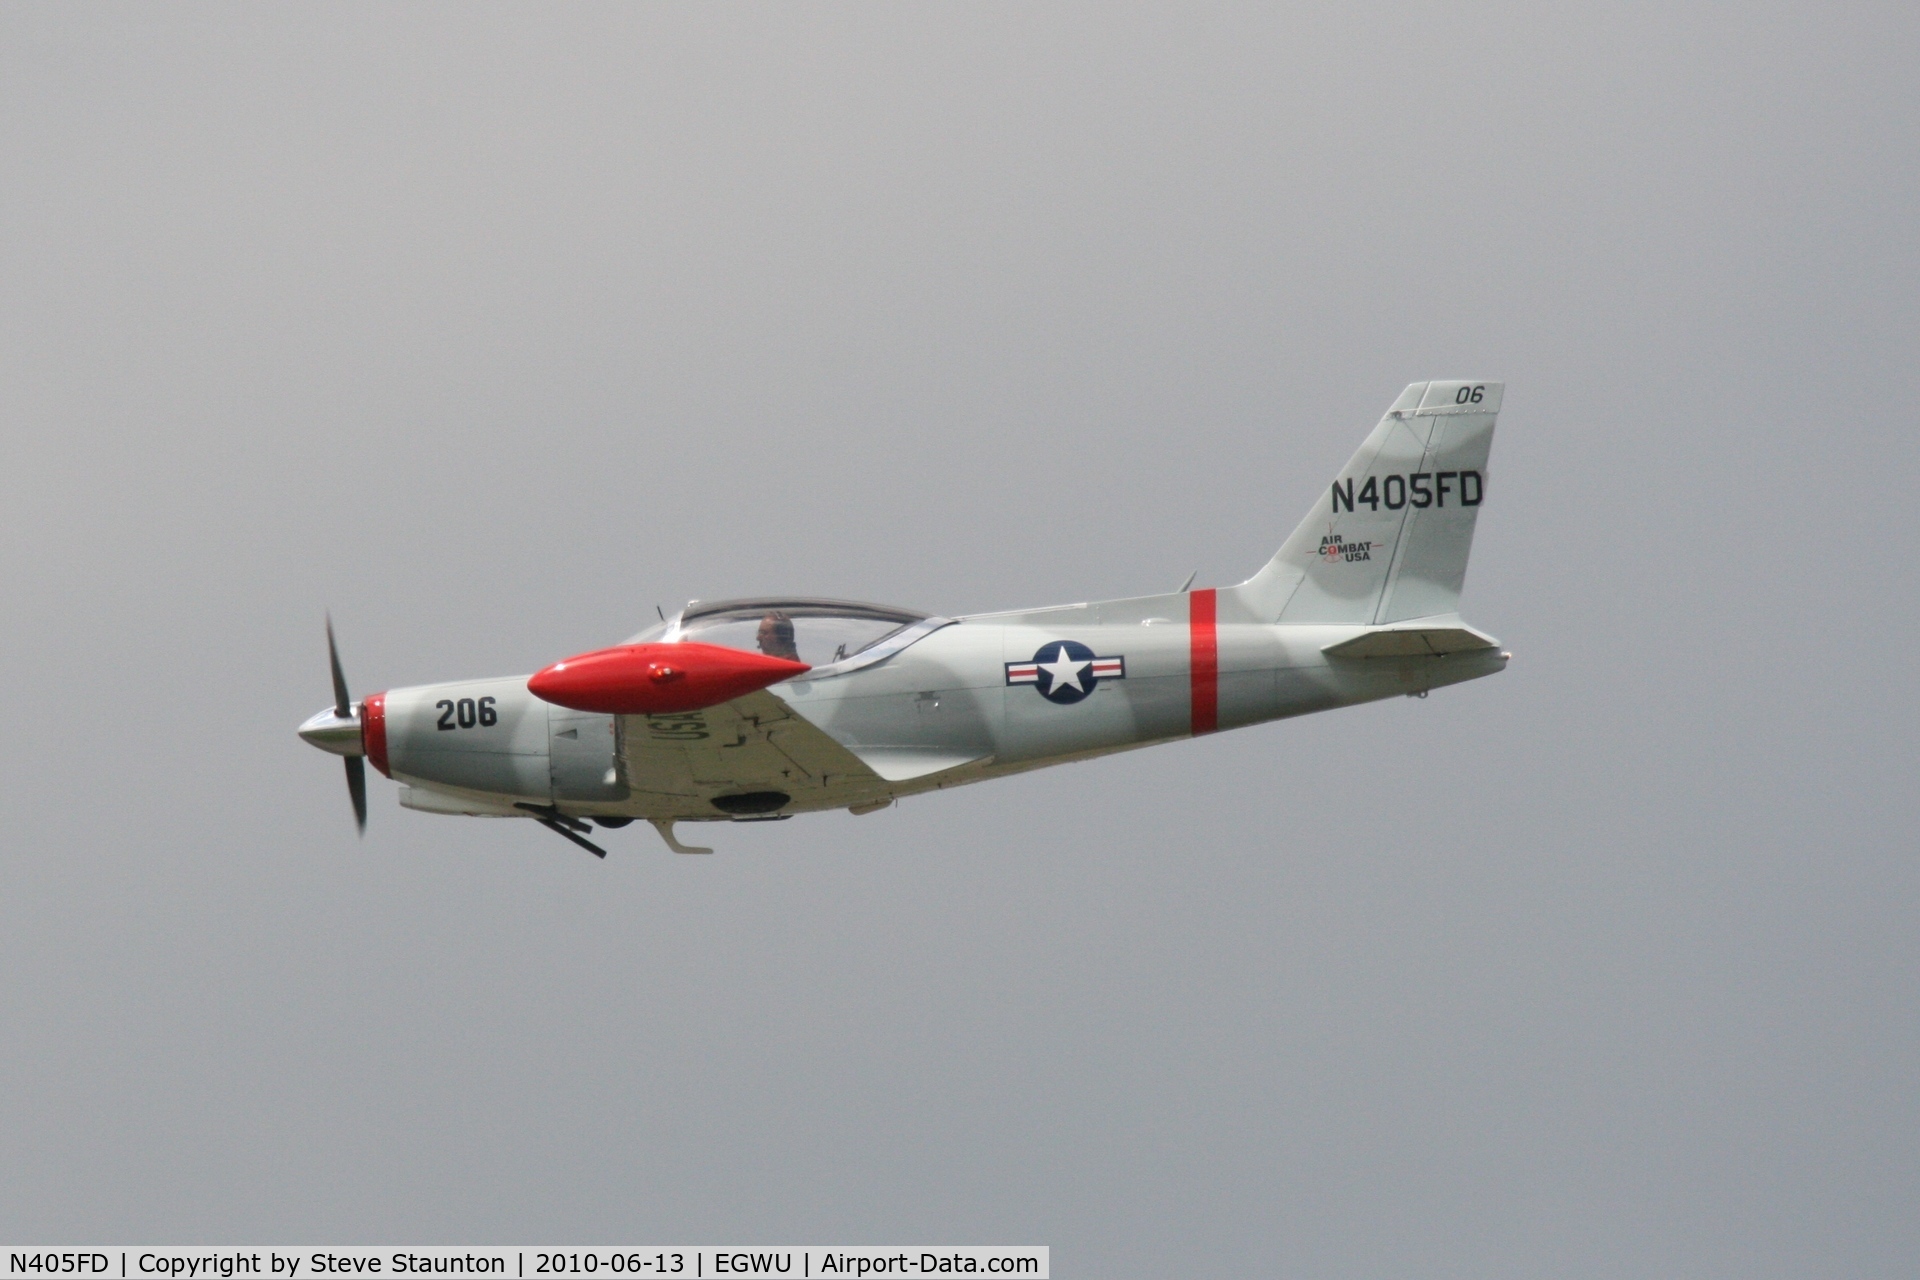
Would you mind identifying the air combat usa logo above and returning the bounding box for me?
[1317,531,1379,563]
[1005,640,1126,705]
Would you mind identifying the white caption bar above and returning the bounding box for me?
[2,1251,1047,1280]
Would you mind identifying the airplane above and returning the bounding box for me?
[299,380,1510,856]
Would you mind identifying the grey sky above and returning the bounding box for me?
[2,4,1916,1275]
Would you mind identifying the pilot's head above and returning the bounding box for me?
[757,611,799,661]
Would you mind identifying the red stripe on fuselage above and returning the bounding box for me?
[1190,588,1218,736]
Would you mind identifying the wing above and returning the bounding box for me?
[616,689,890,814]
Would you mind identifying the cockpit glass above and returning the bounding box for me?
[626,598,927,668]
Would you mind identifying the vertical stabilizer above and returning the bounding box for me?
[1236,381,1503,624]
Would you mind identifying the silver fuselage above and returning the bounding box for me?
[380,589,1506,824]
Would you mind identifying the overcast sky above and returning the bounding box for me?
[3,4,1916,1275]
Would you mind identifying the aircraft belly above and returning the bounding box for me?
[392,749,552,800]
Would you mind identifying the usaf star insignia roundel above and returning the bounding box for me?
[1005,640,1127,705]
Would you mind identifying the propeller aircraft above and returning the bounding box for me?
[300,381,1511,856]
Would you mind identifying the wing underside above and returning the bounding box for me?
[615,690,894,817]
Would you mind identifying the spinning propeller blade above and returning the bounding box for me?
[345,754,368,834]
[309,614,367,836]
[327,614,352,719]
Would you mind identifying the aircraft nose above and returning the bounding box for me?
[298,705,364,757]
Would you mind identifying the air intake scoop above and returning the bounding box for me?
[527,642,810,715]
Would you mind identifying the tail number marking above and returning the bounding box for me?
[1331,470,1483,513]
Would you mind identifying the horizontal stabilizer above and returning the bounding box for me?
[1322,620,1500,659]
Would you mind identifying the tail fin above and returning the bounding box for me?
[1236,381,1503,625]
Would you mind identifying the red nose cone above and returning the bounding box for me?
[527,642,811,715]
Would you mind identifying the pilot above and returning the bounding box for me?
[756,611,800,662]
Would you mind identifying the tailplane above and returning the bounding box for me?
[1236,381,1503,625]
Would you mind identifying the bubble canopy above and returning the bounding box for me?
[628,597,930,669]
